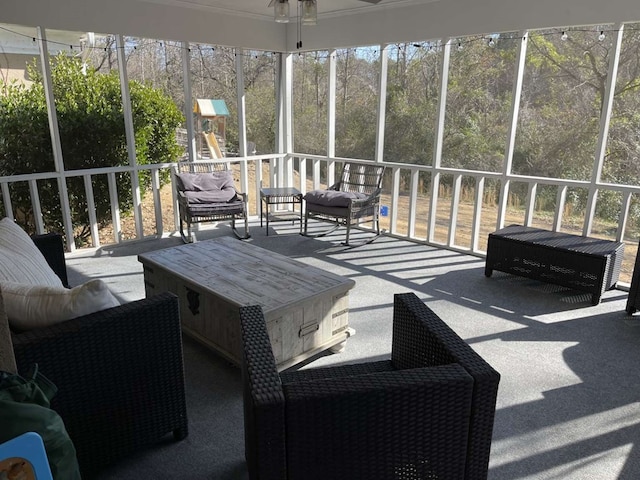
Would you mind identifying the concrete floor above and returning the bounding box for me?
[65,219,640,480]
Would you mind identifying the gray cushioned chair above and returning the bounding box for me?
[174,161,250,242]
[303,162,385,246]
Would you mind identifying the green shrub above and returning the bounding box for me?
[0,54,184,245]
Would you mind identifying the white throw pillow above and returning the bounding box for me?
[2,279,121,330]
[0,217,63,287]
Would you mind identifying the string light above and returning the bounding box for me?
[0,23,635,60]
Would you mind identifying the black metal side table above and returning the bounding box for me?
[260,187,303,235]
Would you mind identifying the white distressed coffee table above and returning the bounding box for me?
[138,237,355,371]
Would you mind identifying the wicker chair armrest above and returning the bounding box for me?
[392,292,500,480]
[239,305,286,480]
[11,292,188,477]
[283,364,475,479]
[391,293,499,378]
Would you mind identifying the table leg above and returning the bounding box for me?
[265,198,270,236]
[260,195,264,228]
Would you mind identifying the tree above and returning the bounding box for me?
[0,54,184,244]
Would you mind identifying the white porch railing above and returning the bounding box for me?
[1,154,638,283]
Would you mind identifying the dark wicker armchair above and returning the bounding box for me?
[10,234,188,479]
[239,292,500,480]
[303,162,385,246]
[174,160,250,242]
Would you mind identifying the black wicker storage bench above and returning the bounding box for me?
[485,224,624,305]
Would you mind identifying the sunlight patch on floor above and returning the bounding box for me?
[491,403,640,479]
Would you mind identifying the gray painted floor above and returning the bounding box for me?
[65,219,640,480]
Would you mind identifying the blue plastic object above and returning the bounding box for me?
[0,432,53,479]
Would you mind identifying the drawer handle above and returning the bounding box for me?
[186,287,200,315]
[299,322,319,337]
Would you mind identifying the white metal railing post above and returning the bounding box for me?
[408,168,419,238]
[498,31,528,230]
[107,173,121,243]
[448,173,462,246]
[390,166,400,234]
[471,176,485,251]
[553,186,568,231]
[83,175,99,243]
[524,182,538,227]
[584,24,625,236]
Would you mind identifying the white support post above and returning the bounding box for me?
[235,50,250,196]
[116,34,143,239]
[428,38,451,242]
[38,27,74,250]
[327,50,337,159]
[283,53,294,186]
[584,24,625,236]
[375,45,389,164]
[181,42,196,162]
[498,31,528,230]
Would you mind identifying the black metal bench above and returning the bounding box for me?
[485,225,624,305]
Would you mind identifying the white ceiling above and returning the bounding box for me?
[3,0,640,53]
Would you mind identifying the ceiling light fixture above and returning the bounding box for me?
[274,0,290,23]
